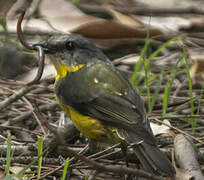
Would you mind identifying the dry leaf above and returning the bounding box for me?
[174,134,204,180]
[175,168,194,180]
[71,18,164,39]
[91,38,143,50]
[150,119,171,136]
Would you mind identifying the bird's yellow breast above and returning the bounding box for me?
[57,100,106,139]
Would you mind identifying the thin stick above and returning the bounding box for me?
[0,85,34,111]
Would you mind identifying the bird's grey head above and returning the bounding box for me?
[41,34,110,66]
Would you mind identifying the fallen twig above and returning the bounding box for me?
[0,124,41,136]
[0,156,59,166]
[149,114,204,120]
[0,85,34,111]
[4,102,58,126]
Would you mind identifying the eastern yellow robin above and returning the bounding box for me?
[40,34,175,176]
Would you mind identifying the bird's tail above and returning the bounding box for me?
[133,142,175,176]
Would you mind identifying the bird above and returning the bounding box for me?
[40,34,175,176]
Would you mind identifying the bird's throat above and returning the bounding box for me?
[51,58,85,78]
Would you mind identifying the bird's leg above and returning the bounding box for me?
[121,144,129,167]
[121,144,137,180]
[87,139,102,155]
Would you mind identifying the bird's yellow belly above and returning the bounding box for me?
[56,99,106,140]
[68,107,106,139]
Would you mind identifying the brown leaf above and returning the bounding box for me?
[71,18,165,40]
[92,38,147,50]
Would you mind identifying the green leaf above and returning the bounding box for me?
[149,73,163,113]
[162,58,181,116]
[5,133,12,175]
[37,136,43,179]
[182,46,195,132]
[61,158,70,180]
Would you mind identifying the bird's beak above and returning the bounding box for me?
[33,42,62,70]
[33,42,53,54]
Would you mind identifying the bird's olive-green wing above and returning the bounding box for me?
[55,62,155,145]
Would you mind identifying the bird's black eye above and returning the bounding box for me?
[65,41,75,50]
